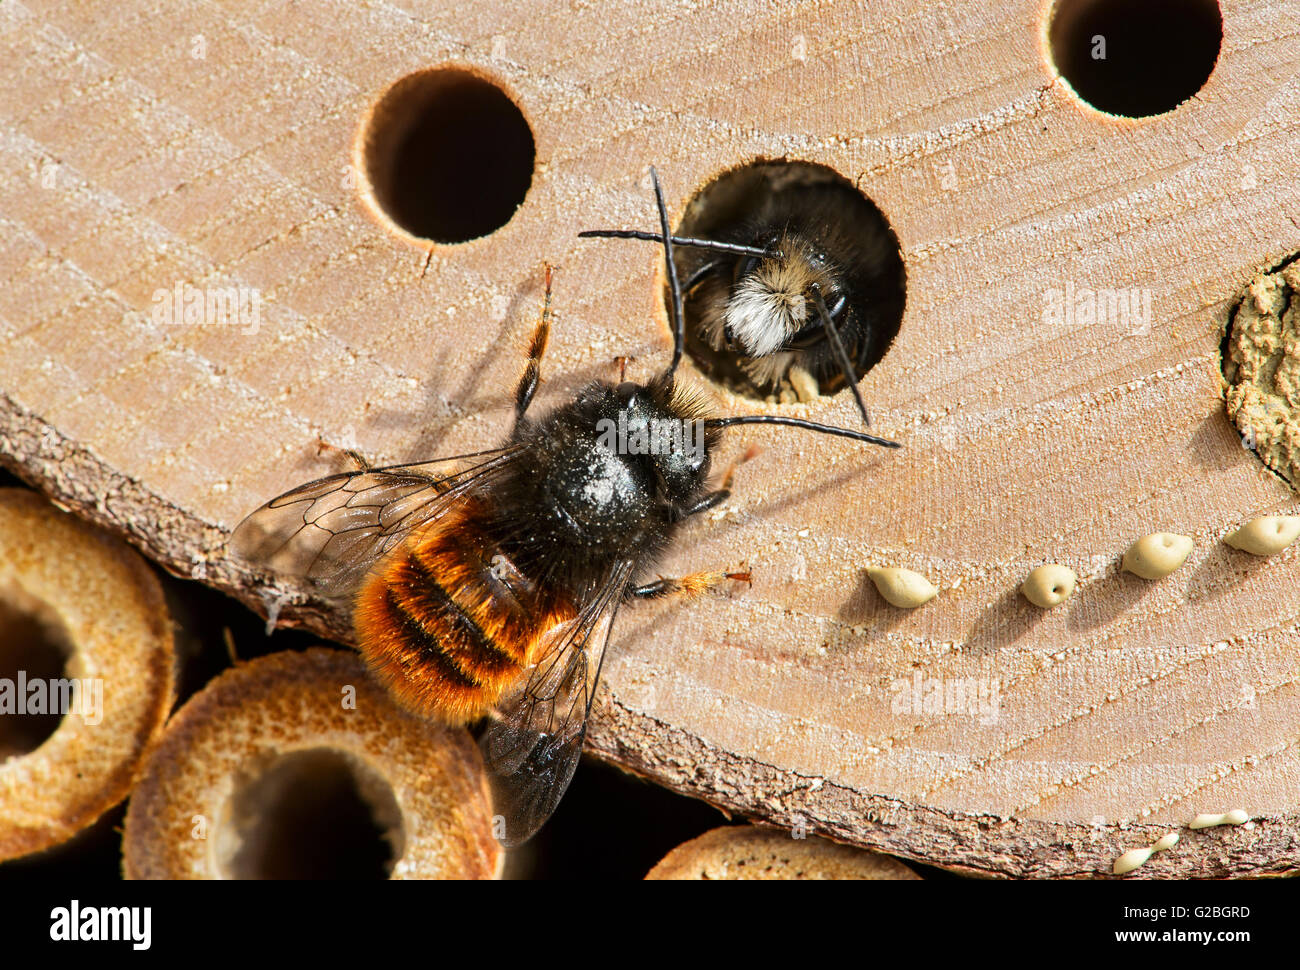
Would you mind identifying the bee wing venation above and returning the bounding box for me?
[229,447,521,597]
[480,562,633,848]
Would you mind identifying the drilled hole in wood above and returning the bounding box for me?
[1048,0,1222,118]
[671,160,905,405]
[217,749,404,879]
[0,581,73,759]
[359,67,534,243]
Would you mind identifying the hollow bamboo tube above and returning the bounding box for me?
[0,488,174,861]
[122,647,501,879]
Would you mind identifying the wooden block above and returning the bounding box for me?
[2,0,1298,877]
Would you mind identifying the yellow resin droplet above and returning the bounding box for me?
[1225,516,1300,556]
[1113,847,1153,875]
[867,567,938,609]
[1151,832,1179,852]
[1122,532,1194,579]
[1188,809,1250,829]
[787,365,820,403]
[1021,564,1076,609]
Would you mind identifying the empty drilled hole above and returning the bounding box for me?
[671,160,906,405]
[217,749,404,880]
[359,67,534,243]
[0,581,74,759]
[1048,0,1222,118]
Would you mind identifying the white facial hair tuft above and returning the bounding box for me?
[723,257,818,357]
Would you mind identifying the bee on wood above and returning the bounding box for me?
[230,169,900,847]
[582,176,904,426]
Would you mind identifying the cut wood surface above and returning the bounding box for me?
[2,0,1299,877]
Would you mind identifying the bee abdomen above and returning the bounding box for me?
[354,517,554,724]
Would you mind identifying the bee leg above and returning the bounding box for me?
[673,488,730,519]
[630,569,752,601]
[683,260,723,297]
[314,437,370,472]
[515,263,554,419]
[672,444,760,519]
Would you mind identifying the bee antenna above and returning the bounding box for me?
[648,166,687,380]
[809,283,872,429]
[703,415,900,449]
[577,229,779,260]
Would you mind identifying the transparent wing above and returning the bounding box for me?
[480,559,635,848]
[229,446,523,599]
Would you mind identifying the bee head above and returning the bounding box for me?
[525,377,721,554]
[610,379,716,505]
[722,233,847,357]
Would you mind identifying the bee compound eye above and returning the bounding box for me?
[735,255,760,284]
[808,281,846,320]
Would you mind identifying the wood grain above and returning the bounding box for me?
[2,0,1298,877]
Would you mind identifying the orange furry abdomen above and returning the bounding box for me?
[353,499,576,724]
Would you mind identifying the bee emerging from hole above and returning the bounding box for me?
[582,177,905,426]
[230,169,900,847]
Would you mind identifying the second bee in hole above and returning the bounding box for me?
[584,160,906,422]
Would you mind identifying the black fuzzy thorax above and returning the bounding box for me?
[485,375,721,600]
